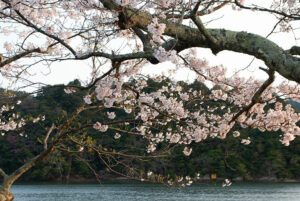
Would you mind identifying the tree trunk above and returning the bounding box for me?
[0,113,80,200]
[0,169,14,201]
[0,187,14,201]
[0,142,57,201]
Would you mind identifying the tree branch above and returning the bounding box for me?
[132,27,151,50]
[165,2,229,19]
[0,48,43,68]
[11,8,77,57]
[230,68,275,123]
[0,168,7,178]
[99,0,300,83]
[43,123,56,150]
[287,46,300,55]
[190,1,220,54]
[233,0,300,20]
[0,26,90,69]
[2,106,88,190]
[76,51,153,62]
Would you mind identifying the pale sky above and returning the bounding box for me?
[142,1,298,85]
[1,1,299,91]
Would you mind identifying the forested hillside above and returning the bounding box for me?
[1,79,300,183]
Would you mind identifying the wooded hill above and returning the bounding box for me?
[0,79,300,183]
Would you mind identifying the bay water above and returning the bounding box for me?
[11,182,300,201]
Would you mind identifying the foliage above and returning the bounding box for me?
[1,79,300,182]
[0,1,300,200]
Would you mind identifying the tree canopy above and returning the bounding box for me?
[0,1,300,201]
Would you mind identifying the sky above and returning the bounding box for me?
[142,2,298,85]
[0,1,299,91]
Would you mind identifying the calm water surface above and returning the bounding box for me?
[11,183,300,201]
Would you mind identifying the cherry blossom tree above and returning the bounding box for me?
[0,0,300,200]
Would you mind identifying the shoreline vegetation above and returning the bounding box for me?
[1,80,300,190]
[5,175,300,185]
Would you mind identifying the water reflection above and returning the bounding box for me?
[11,182,300,201]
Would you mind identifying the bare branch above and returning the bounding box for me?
[75,156,102,184]
[0,168,8,178]
[0,48,43,68]
[10,7,77,56]
[166,1,229,19]
[44,123,56,151]
[233,0,300,20]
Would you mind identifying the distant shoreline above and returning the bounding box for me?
[8,175,300,185]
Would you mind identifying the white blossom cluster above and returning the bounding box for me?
[86,64,300,158]
[0,101,46,137]
[93,122,108,132]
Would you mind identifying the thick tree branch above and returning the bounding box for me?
[132,27,151,50]
[75,39,188,65]
[191,1,220,54]
[99,0,300,83]
[76,51,153,62]
[287,46,300,55]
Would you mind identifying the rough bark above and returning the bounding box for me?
[0,170,14,201]
[99,0,300,83]
[0,190,14,201]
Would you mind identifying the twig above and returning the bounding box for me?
[230,68,275,123]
